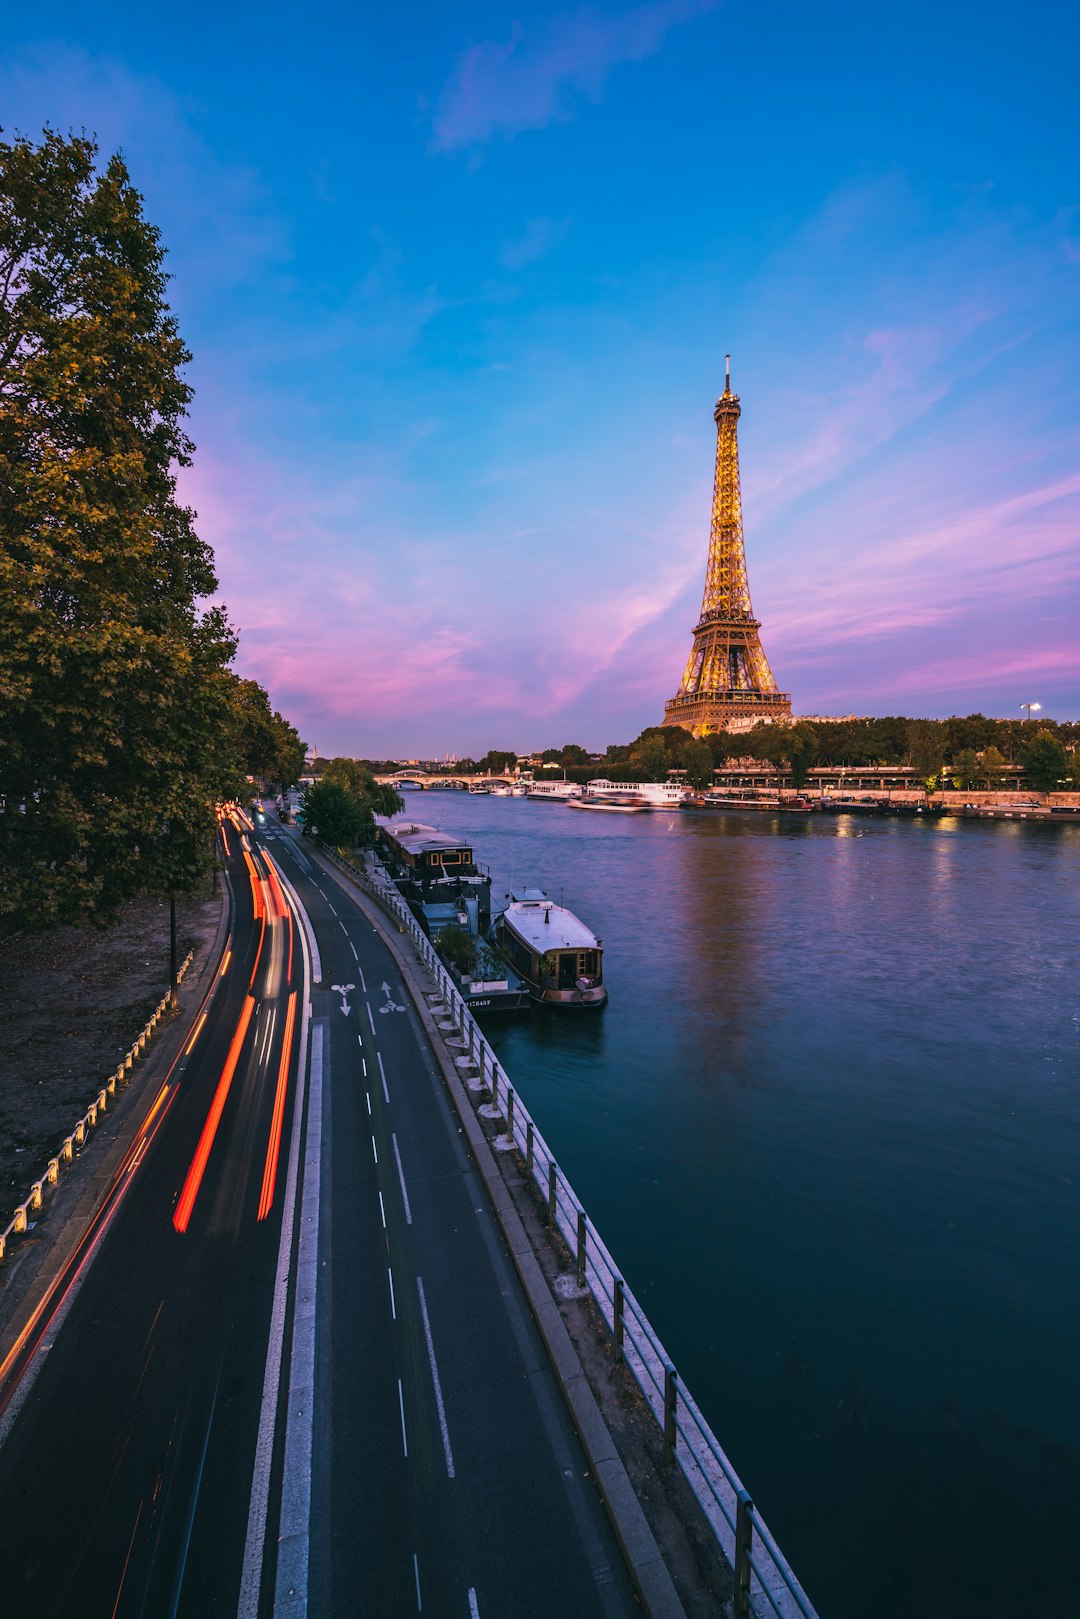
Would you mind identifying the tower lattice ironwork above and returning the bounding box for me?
[663,359,791,735]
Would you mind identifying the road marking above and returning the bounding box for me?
[365,1091,372,1116]
[378,1191,387,1229]
[357,964,367,992]
[468,1591,480,1619]
[185,1011,207,1054]
[388,1268,397,1320]
[362,1057,368,1078]
[413,1552,422,1611]
[263,846,322,984]
[366,1003,376,1035]
[349,941,358,960]
[378,980,406,1014]
[398,1379,408,1457]
[168,1367,221,1618]
[326,901,337,916]
[331,982,354,1017]
[392,1133,412,1224]
[238,885,316,1619]
[371,1135,379,1165]
[416,1276,455,1479]
[378,1052,390,1104]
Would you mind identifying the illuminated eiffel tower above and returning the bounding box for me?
[663,358,791,735]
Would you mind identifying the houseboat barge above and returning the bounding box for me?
[492,889,607,1009]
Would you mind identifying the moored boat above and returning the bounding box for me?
[492,889,607,1008]
[586,778,690,808]
[525,778,584,802]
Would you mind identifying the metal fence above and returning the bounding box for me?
[319,841,818,1619]
[0,951,194,1269]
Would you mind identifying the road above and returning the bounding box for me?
[0,813,640,1618]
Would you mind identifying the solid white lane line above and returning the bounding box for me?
[367,1003,376,1035]
[378,1191,387,1230]
[237,867,315,1619]
[398,1379,408,1457]
[416,1276,455,1479]
[413,1553,422,1612]
[371,1135,378,1165]
[262,845,322,984]
[388,1268,397,1320]
[468,1591,480,1619]
[378,1052,390,1105]
[392,1134,412,1224]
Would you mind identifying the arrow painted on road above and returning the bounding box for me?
[331,983,355,1017]
[379,981,406,1014]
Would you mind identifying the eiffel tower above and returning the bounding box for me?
[663,359,791,735]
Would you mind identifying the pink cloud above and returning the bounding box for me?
[432,1,717,151]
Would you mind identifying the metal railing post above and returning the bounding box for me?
[526,1119,534,1171]
[547,1159,557,1225]
[506,1087,515,1143]
[663,1365,678,1462]
[491,1065,500,1109]
[576,1209,587,1287]
[734,1489,754,1617]
[613,1278,625,1363]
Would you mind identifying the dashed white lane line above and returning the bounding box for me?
[367,1003,376,1036]
[392,1133,412,1224]
[398,1379,409,1457]
[365,1091,372,1115]
[349,941,358,960]
[388,1268,397,1320]
[413,1552,422,1612]
[326,901,338,916]
[338,919,348,936]
[468,1590,480,1619]
[416,1275,455,1480]
[378,1052,390,1105]
[357,964,367,992]
[378,1191,387,1230]
[371,1135,379,1165]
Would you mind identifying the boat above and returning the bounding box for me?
[491,889,607,1009]
[568,788,648,812]
[468,782,492,795]
[377,822,530,1012]
[585,778,690,808]
[525,778,584,802]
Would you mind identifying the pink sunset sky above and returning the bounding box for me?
[6,2,1078,755]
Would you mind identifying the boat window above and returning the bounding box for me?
[579,951,598,977]
[558,953,578,989]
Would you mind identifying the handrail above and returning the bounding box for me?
[0,950,194,1270]
[317,840,818,1619]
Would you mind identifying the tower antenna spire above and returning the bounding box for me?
[725,353,731,392]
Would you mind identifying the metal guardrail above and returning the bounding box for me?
[318,840,818,1619]
[0,950,194,1269]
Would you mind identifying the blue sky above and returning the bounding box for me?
[4,1,1078,755]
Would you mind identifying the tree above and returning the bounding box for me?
[435,921,478,977]
[1023,729,1068,793]
[906,721,945,788]
[784,722,819,788]
[0,131,245,934]
[478,748,517,774]
[299,779,374,846]
[680,738,715,790]
[321,756,403,818]
[980,746,1006,786]
[952,748,982,791]
[229,676,305,789]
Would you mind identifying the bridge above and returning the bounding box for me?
[374,770,518,790]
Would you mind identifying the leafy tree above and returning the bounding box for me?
[0,130,244,933]
[322,756,403,818]
[229,676,305,788]
[299,779,374,845]
[784,721,819,787]
[680,738,715,790]
[1023,729,1068,792]
[478,748,517,774]
[906,721,945,786]
[435,921,478,977]
[980,746,1006,786]
[952,748,982,790]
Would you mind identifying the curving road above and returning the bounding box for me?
[0,814,639,1618]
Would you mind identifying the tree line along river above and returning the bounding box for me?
[388,791,1080,1619]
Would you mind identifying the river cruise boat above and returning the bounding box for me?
[377,822,530,1012]
[585,779,690,808]
[525,779,584,802]
[568,788,648,812]
[492,889,607,1009]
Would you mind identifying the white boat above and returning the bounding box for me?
[585,778,690,808]
[568,789,648,812]
[525,779,584,802]
[492,889,606,1008]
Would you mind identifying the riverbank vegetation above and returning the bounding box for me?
[0,131,304,938]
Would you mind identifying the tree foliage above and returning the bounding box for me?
[0,131,300,935]
[1023,730,1068,792]
[299,779,374,846]
[321,756,403,818]
[228,676,305,789]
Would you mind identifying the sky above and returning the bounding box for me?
[3,1,1079,756]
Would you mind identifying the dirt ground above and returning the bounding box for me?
[0,885,224,1209]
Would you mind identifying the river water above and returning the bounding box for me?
[388,792,1080,1619]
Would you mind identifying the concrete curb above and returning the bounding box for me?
[308,840,689,1619]
[0,878,233,1367]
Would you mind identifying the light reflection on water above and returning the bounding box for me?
[390,794,1080,1618]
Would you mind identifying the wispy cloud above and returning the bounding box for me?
[499,216,573,269]
[432,1,716,151]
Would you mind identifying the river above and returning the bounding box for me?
[387,791,1080,1619]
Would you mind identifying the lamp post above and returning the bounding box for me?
[1021,702,1042,722]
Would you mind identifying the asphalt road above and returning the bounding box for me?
[0,814,641,1619]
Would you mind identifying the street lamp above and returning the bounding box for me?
[1021,702,1042,722]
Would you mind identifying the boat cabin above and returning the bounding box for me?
[493,889,606,1008]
